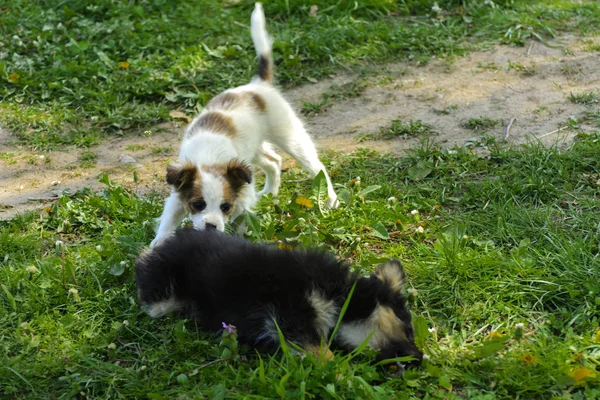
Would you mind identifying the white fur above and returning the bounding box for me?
[144,297,182,318]
[150,3,338,248]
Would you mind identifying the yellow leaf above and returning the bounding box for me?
[569,366,596,385]
[520,353,536,365]
[118,61,130,69]
[277,241,293,251]
[295,197,314,209]
[593,329,600,343]
[8,73,20,83]
[169,110,191,123]
[489,331,503,339]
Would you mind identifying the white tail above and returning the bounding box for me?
[250,3,273,82]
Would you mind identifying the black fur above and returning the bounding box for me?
[135,228,422,364]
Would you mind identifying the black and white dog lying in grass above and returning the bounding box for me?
[135,229,423,366]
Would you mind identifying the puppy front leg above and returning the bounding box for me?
[150,192,187,248]
[254,144,282,197]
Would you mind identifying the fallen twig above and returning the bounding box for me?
[504,118,516,141]
[197,357,231,371]
[526,42,533,56]
[535,125,570,140]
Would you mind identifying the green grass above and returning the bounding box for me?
[462,116,503,131]
[1,0,599,149]
[2,133,600,398]
[301,78,369,116]
[358,119,436,141]
[570,91,598,105]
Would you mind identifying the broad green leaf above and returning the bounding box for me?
[413,316,429,350]
[370,221,390,240]
[357,185,381,198]
[407,160,433,181]
[311,170,327,214]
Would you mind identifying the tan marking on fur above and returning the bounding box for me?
[307,290,338,336]
[169,168,204,212]
[245,91,267,112]
[374,305,407,341]
[305,343,335,363]
[376,262,405,293]
[260,149,279,164]
[205,92,241,111]
[204,91,266,113]
[185,111,237,138]
[166,162,200,190]
[337,304,407,350]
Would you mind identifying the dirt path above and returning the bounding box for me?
[1,35,599,220]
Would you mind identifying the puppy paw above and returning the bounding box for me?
[149,237,161,249]
[326,195,340,209]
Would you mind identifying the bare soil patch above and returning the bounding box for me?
[1,35,598,219]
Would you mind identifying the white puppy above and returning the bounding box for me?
[150,3,338,248]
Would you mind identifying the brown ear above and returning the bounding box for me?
[375,259,406,293]
[166,162,198,190]
[225,159,252,190]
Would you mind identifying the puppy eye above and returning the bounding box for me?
[191,200,206,212]
[220,202,232,213]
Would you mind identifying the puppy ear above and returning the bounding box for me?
[375,259,406,293]
[225,159,252,190]
[166,162,198,190]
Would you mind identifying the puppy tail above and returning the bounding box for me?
[251,3,273,83]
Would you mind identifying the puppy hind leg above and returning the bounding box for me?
[150,192,187,248]
[275,128,339,208]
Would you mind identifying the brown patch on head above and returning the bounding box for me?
[188,111,236,137]
[224,159,253,191]
[373,305,407,342]
[199,160,252,215]
[375,259,406,293]
[166,162,199,190]
[166,162,203,210]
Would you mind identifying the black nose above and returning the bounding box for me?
[205,223,217,230]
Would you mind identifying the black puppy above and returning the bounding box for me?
[135,229,423,365]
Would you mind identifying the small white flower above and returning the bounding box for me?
[140,365,147,371]
[39,155,45,160]
[387,196,397,203]
[354,176,361,185]
[515,323,525,330]
[410,210,419,216]
[96,245,103,252]
[428,327,438,333]
[120,261,127,267]
[422,354,431,361]
[407,288,418,297]
[107,343,116,350]
[51,180,60,186]
[432,2,442,13]
[462,235,469,240]
[55,240,64,248]
[20,322,29,329]
[69,288,78,296]
[123,320,130,327]
[27,266,39,274]
[415,226,425,234]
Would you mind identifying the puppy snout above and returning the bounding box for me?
[205,223,217,230]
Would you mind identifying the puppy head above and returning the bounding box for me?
[338,259,422,368]
[166,159,252,231]
[373,259,422,367]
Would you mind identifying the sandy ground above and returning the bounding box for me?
[1,35,599,220]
